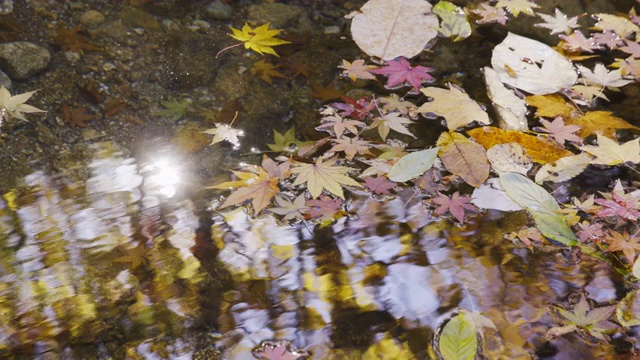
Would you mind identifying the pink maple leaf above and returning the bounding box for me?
[431,191,475,223]
[559,30,600,53]
[306,195,343,220]
[594,180,640,220]
[620,39,640,58]
[593,31,624,49]
[363,176,396,195]
[332,96,375,120]
[370,57,434,93]
[533,116,582,144]
[253,340,308,360]
[576,221,604,243]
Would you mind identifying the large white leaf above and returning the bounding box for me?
[483,66,528,130]
[387,147,439,182]
[471,178,522,211]
[491,32,577,95]
[348,0,439,60]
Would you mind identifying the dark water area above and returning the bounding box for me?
[0,0,640,359]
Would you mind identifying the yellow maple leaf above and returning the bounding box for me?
[579,134,640,165]
[229,23,290,57]
[467,126,572,164]
[525,94,576,118]
[291,156,362,199]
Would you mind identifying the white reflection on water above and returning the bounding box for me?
[145,157,182,197]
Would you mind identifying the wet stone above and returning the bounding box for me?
[0,41,50,80]
[205,0,233,21]
[247,3,313,33]
[79,9,105,27]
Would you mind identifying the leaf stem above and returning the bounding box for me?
[216,42,243,58]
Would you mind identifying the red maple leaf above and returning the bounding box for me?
[431,191,475,223]
[306,195,343,220]
[332,96,375,120]
[370,57,434,93]
[533,116,582,144]
[595,180,640,221]
[363,176,396,195]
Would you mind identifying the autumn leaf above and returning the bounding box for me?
[565,111,639,138]
[525,94,576,119]
[418,83,490,131]
[467,127,573,164]
[306,195,343,221]
[251,59,287,84]
[212,157,288,213]
[486,143,533,175]
[61,105,97,128]
[370,56,435,92]
[267,127,312,153]
[369,112,416,141]
[201,123,244,147]
[436,132,489,187]
[533,116,582,144]
[228,23,290,57]
[363,176,396,195]
[534,153,590,183]
[268,194,309,220]
[495,0,539,17]
[290,156,362,199]
[431,191,475,223]
[594,180,640,221]
[548,294,618,342]
[579,134,640,165]
[316,112,364,139]
[0,85,45,122]
[338,59,377,81]
[328,136,372,160]
[535,8,580,35]
[253,340,308,360]
[605,230,640,264]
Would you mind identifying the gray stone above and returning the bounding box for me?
[79,9,105,27]
[206,1,233,21]
[0,42,50,80]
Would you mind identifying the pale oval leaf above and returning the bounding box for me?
[483,66,528,131]
[471,178,523,211]
[388,147,439,182]
[348,0,439,60]
[437,132,489,187]
[438,312,478,360]
[534,153,590,183]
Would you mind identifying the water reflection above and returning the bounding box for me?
[0,141,625,358]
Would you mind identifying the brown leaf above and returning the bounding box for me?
[52,26,102,53]
[103,97,125,117]
[310,82,345,102]
[61,104,97,128]
[467,127,572,164]
[437,132,489,187]
[76,81,102,104]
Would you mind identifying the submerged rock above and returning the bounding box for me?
[0,41,50,80]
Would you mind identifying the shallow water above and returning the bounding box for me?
[0,0,639,359]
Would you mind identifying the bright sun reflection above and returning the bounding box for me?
[146,157,181,197]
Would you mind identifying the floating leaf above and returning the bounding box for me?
[484,66,528,131]
[228,23,290,57]
[616,289,640,327]
[535,153,590,183]
[438,312,478,360]
[565,111,639,139]
[525,94,576,119]
[486,143,532,175]
[471,178,523,211]
[499,172,578,246]
[491,32,577,94]
[388,148,439,182]
[579,134,640,166]
[418,84,491,131]
[433,1,472,41]
[437,132,489,187]
[291,156,362,199]
[467,127,572,164]
[348,0,439,60]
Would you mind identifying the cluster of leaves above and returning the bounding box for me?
[207,0,640,351]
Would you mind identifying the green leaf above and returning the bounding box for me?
[433,1,472,41]
[499,172,578,246]
[387,147,439,182]
[438,312,478,360]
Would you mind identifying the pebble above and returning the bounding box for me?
[0,41,50,80]
[323,26,340,35]
[79,9,105,27]
[206,1,233,21]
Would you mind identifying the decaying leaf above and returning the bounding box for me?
[486,143,532,175]
[436,132,489,187]
[467,127,573,164]
[418,83,491,131]
[348,0,439,60]
[534,153,591,183]
[290,156,362,199]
